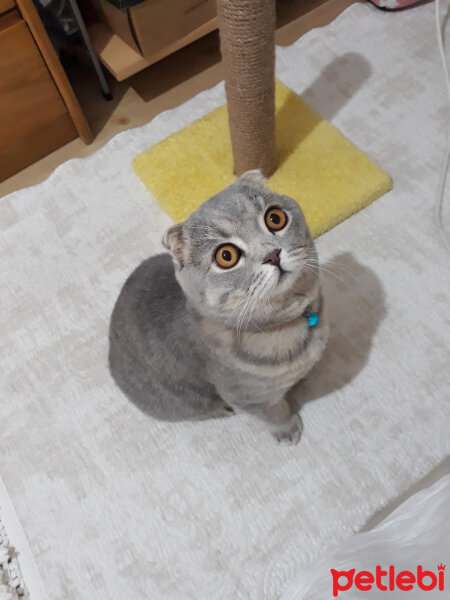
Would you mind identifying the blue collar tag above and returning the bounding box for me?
[306,312,319,328]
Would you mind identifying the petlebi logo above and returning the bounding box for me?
[330,563,446,597]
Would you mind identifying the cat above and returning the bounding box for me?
[108,170,328,444]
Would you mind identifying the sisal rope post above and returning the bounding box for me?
[217,0,276,177]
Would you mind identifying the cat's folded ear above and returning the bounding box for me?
[237,169,266,189]
[162,223,185,269]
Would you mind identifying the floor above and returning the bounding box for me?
[1,2,448,598]
[0,0,358,199]
[54,0,449,524]
[1,0,446,526]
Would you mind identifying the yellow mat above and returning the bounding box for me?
[133,81,391,238]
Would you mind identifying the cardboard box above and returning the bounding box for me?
[99,0,217,61]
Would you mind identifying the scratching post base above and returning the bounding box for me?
[133,82,392,238]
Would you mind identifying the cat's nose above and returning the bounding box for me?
[263,248,281,267]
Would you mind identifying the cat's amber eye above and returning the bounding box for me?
[215,244,241,269]
[265,207,287,232]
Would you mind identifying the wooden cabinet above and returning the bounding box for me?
[0,20,77,181]
[0,0,92,182]
[0,0,15,13]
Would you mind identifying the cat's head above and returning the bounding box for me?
[163,171,318,326]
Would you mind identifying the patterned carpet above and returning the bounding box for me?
[0,2,449,599]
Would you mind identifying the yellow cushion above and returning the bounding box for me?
[133,81,391,238]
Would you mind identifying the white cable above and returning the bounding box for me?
[435,0,450,253]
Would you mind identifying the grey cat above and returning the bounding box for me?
[109,171,328,444]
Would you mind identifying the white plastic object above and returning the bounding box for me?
[281,474,450,599]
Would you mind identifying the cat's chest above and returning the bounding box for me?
[237,320,311,365]
[234,317,328,383]
[200,311,328,390]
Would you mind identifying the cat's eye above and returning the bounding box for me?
[265,207,287,232]
[215,244,241,269]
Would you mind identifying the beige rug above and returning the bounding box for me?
[0,3,449,599]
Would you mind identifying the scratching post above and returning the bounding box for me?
[217,0,276,177]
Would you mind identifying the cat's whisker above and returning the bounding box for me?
[259,277,276,327]
[224,281,254,323]
[289,248,309,257]
[237,291,259,340]
[225,286,253,326]
[237,272,268,339]
[321,260,356,277]
[235,276,263,340]
[289,258,319,277]
[242,291,258,335]
[261,282,274,324]
[246,271,275,333]
[303,261,348,286]
[306,249,355,276]
[265,290,274,314]
[243,277,270,336]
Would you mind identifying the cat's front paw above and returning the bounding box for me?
[274,414,302,446]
